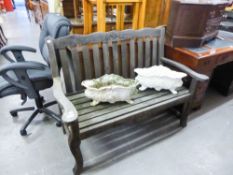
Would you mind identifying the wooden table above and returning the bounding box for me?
[165,30,233,108]
[82,0,146,34]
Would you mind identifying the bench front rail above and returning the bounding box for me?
[47,27,208,175]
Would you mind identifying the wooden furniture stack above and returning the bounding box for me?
[82,0,146,34]
[62,0,82,18]
[144,0,171,27]
[62,0,171,34]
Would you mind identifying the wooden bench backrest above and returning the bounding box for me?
[48,27,165,94]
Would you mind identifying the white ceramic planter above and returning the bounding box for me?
[135,65,187,94]
[82,74,137,106]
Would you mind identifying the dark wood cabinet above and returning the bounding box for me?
[167,0,227,47]
[165,30,233,108]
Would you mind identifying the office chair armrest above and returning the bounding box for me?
[0,61,46,90]
[161,57,209,82]
[0,61,45,73]
[0,45,36,62]
[52,77,78,123]
[0,45,36,53]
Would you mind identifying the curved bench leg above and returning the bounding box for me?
[68,121,83,175]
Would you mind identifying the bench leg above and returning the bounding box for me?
[180,102,190,127]
[68,121,83,175]
[180,79,198,127]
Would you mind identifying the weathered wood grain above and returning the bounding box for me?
[47,27,208,175]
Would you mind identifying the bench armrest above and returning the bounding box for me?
[52,77,78,123]
[161,57,209,82]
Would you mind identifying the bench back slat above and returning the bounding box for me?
[152,38,158,65]
[145,38,151,67]
[137,38,144,68]
[48,27,165,94]
[129,39,136,78]
[59,49,73,92]
[92,44,102,77]
[121,41,129,77]
[103,43,111,74]
[70,47,82,90]
[82,46,93,79]
[112,41,120,75]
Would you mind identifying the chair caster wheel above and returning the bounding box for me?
[10,112,18,117]
[56,121,62,127]
[20,130,27,136]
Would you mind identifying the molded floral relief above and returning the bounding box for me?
[135,65,187,94]
[82,74,137,106]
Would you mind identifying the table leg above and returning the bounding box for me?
[83,0,92,34]
[138,0,146,28]
[97,0,106,32]
[116,5,125,30]
[88,3,93,33]
[161,0,171,25]
[73,0,79,19]
[132,3,139,29]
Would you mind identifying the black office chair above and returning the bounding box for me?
[0,13,71,136]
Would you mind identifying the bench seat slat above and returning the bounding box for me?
[78,89,189,129]
[67,88,190,137]
[70,88,158,106]
[78,90,190,139]
[77,90,171,117]
[73,91,163,114]
[67,92,85,101]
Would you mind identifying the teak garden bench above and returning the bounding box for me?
[47,27,208,175]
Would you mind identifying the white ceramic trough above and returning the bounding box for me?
[135,65,187,94]
[81,74,137,106]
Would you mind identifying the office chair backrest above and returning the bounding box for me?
[39,13,71,65]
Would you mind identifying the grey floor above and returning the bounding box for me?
[1,6,233,175]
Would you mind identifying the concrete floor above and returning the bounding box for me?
[1,6,233,175]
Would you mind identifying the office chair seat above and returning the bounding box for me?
[27,66,53,92]
[0,66,53,98]
[0,76,23,97]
